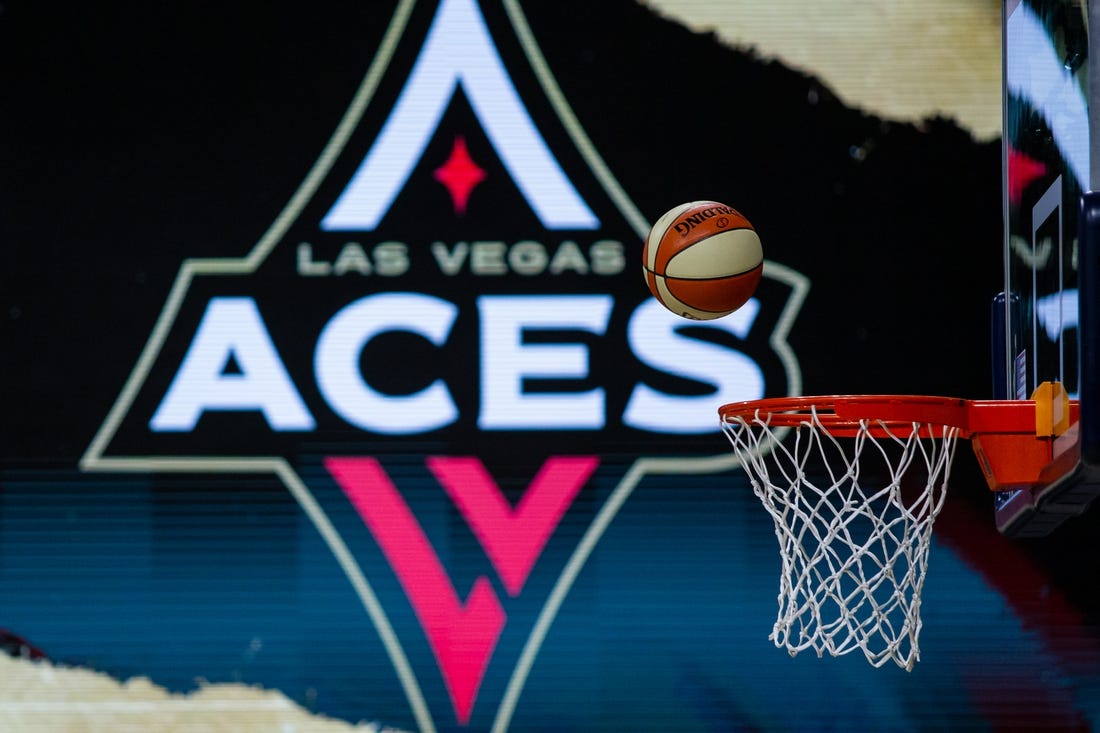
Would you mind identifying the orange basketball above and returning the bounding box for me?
[642,201,763,320]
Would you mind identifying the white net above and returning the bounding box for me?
[721,406,957,671]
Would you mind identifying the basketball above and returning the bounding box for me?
[642,201,763,320]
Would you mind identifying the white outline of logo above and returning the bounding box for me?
[80,1,808,730]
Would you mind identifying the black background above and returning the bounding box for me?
[3,0,1100,729]
[1,0,1003,461]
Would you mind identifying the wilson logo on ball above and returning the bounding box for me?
[642,200,764,320]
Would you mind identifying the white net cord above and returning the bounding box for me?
[721,407,957,671]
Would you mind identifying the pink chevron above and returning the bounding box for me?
[324,456,505,725]
[427,455,598,596]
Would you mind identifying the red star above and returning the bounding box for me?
[433,136,486,215]
[1007,146,1048,204]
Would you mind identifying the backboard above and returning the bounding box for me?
[995,0,1100,535]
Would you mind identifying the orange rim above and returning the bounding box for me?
[718,395,1057,438]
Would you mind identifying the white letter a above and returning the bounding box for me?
[321,0,597,231]
[150,297,316,432]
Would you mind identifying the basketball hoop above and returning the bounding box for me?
[718,393,1074,671]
